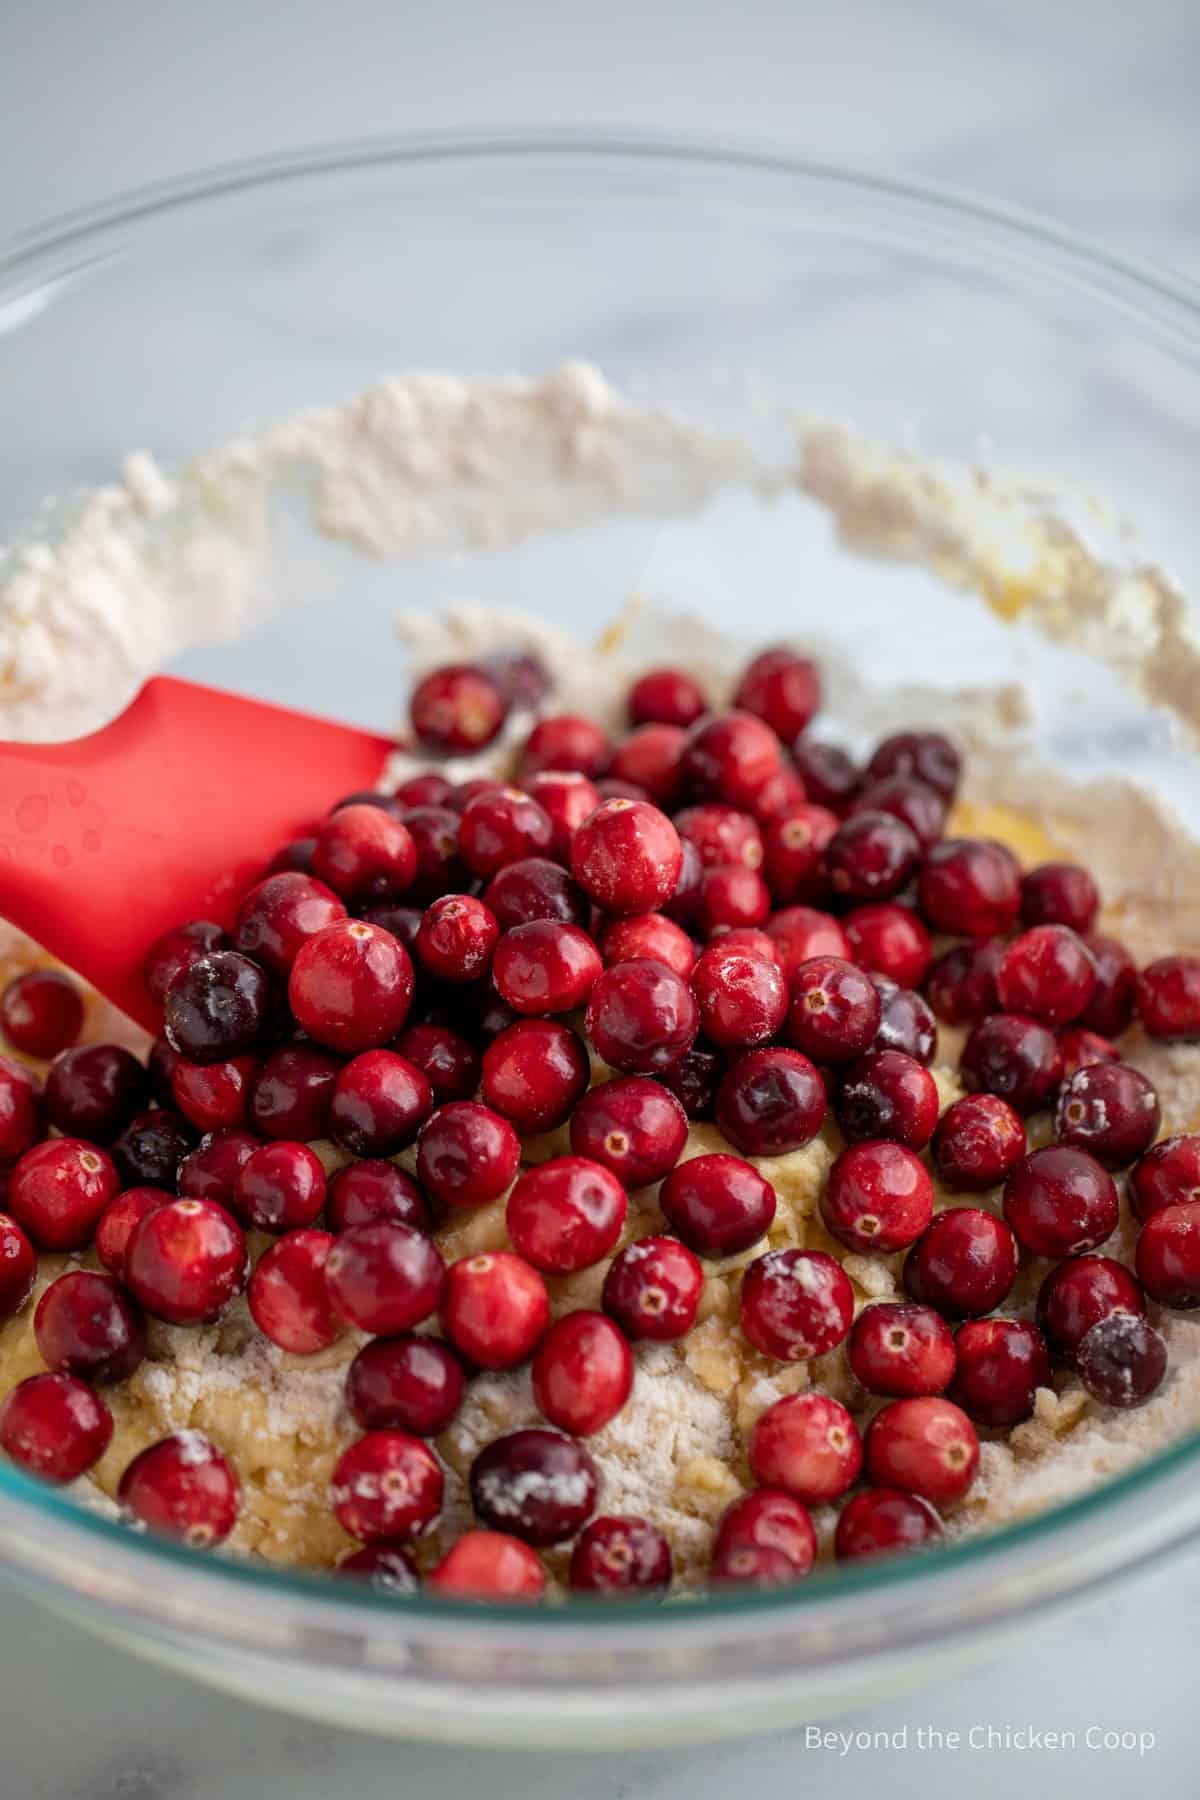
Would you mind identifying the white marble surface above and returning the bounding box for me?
[2,2,1199,1794]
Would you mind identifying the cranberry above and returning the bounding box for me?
[784,956,877,1065]
[952,1318,1050,1426]
[739,1248,854,1360]
[164,950,270,1064]
[688,943,784,1049]
[525,771,603,859]
[457,787,552,878]
[996,925,1096,1025]
[628,666,707,728]
[441,1251,550,1368]
[414,895,498,986]
[0,1372,112,1482]
[232,872,345,979]
[7,1138,119,1250]
[363,899,427,953]
[1079,934,1138,1036]
[521,712,610,780]
[607,724,687,807]
[410,663,506,753]
[1054,1063,1160,1170]
[599,913,696,980]
[0,1055,43,1161]
[313,804,417,902]
[1058,1026,1120,1080]
[1004,1146,1118,1257]
[492,920,602,1017]
[766,906,851,982]
[659,1153,775,1258]
[1020,861,1099,933]
[246,1228,341,1353]
[826,810,919,902]
[675,805,764,873]
[483,857,589,930]
[662,838,704,928]
[847,1302,956,1397]
[924,939,1004,1026]
[734,646,821,741]
[918,838,1021,939]
[120,1430,240,1548]
[602,1235,703,1341]
[170,1053,257,1133]
[324,1221,445,1334]
[570,1515,672,1596]
[932,1094,1026,1192]
[960,1012,1064,1114]
[148,1037,184,1107]
[250,1044,341,1141]
[326,1162,429,1236]
[1137,1200,1200,1308]
[853,775,946,854]
[232,1140,324,1234]
[1137,955,1200,1040]
[657,1041,723,1119]
[95,1187,168,1279]
[266,837,319,875]
[710,1544,801,1588]
[506,1157,626,1274]
[834,1488,943,1561]
[845,906,932,993]
[393,1022,481,1104]
[429,1530,545,1600]
[792,740,860,813]
[0,1212,36,1317]
[532,1311,633,1436]
[330,1429,443,1544]
[835,1049,939,1150]
[867,730,961,800]
[113,1108,196,1188]
[680,711,783,811]
[289,920,413,1053]
[569,1077,687,1187]
[904,1208,1019,1318]
[1130,1135,1200,1221]
[872,980,938,1065]
[34,1270,145,1384]
[585,960,698,1077]
[125,1198,247,1322]
[327,1050,432,1158]
[712,1047,825,1158]
[470,1428,598,1546]
[749,1393,861,1503]
[391,772,455,809]
[864,1396,978,1504]
[696,865,771,935]
[481,1018,588,1133]
[716,926,781,965]
[346,1334,465,1437]
[143,920,229,1005]
[416,1099,520,1210]
[761,804,838,904]
[568,798,680,918]
[0,969,83,1058]
[335,1543,419,1594]
[713,1489,816,1575]
[821,1141,933,1254]
[1077,1312,1168,1407]
[1037,1254,1146,1359]
[399,805,470,901]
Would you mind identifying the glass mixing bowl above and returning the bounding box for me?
[1,132,1199,1747]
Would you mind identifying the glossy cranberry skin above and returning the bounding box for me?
[346,1334,465,1436]
[853,775,946,855]
[410,663,507,753]
[0,969,83,1058]
[960,1012,1064,1115]
[680,711,783,811]
[1004,1146,1118,1258]
[2,1369,112,1483]
[873,979,938,1065]
[532,1311,634,1437]
[848,1302,956,1398]
[783,956,876,1066]
[904,1208,1019,1318]
[429,1530,545,1600]
[481,1019,588,1133]
[311,805,417,903]
[1054,1063,1160,1170]
[232,872,346,979]
[739,1248,854,1361]
[868,730,961,800]
[607,724,687,807]
[1036,1254,1145,1359]
[661,837,703,929]
[1020,862,1099,933]
[569,1077,687,1188]
[34,1269,145,1385]
[822,1141,934,1255]
[328,1050,433,1159]
[393,1022,481,1104]
[1137,955,1200,1040]
[761,805,838,904]
[398,805,470,901]
[507,1157,627,1274]
[250,1044,341,1141]
[483,858,589,930]
[170,1053,257,1133]
[414,895,498,987]
[331,1430,443,1544]
[143,920,229,1005]
[441,1251,550,1368]
[1058,1026,1120,1080]
[790,740,858,812]
[835,1488,943,1562]
[749,1393,861,1504]
[335,1543,420,1594]
[710,1544,802,1588]
[233,1141,325,1234]
[601,1235,703,1342]
[952,1318,1050,1426]
[766,906,851,982]
[457,786,554,879]
[521,712,610,780]
[0,1055,43,1162]
[391,772,456,808]
[7,1138,119,1251]
[845,905,932,992]
[289,920,414,1054]
[596,919,693,987]
[1079,934,1138,1036]
[713,1489,816,1575]
[416,1100,520,1209]
[471,1428,598,1546]
[628,666,707,728]
[326,1163,429,1237]
[113,1108,196,1189]
[657,1042,722,1119]
[585,960,698,1077]
[524,772,603,860]
[996,925,1097,1026]
[918,839,1021,939]
[570,1515,673,1596]
[492,920,602,1017]
[125,1198,248,1323]
[266,836,319,875]
[95,1187,168,1279]
[1137,1201,1200,1308]
[325,1222,445,1334]
[1130,1135,1200,1221]
[688,943,784,1049]
[0,1212,36,1317]
[835,1050,939,1151]
[675,805,763,875]
[568,798,681,918]
[164,950,271,1065]
[696,865,771,936]
[1076,1312,1168,1407]
[864,1396,979,1505]
[826,810,919,903]
[715,1048,825,1159]
[932,1095,1026,1193]
[734,647,821,741]
[247,1229,342,1353]
[924,939,1004,1027]
[659,1153,775,1258]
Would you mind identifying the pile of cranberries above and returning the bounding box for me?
[1,639,1198,1604]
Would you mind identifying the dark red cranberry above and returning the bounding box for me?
[628,666,707,729]
[675,804,764,873]
[266,836,318,875]
[746,763,809,821]
[233,1140,325,1233]
[791,740,861,813]
[1077,1312,1168,1406]
[525,771,603,859]
[1079,934,1138,1036]
[481,1018,589,1132]
[1137,1200,1200,1308]
[390,772,455,809]
[960,1012,1064,1114]
[662,836,704,928]
[1054,1063,1160,1169]
[328,1050,433,1157]
[7,1138,119,1250]
[246,1227,342,1352]
[143,920,229,1006]
[335,1544,420,1594]
[1004,1146,1118,1257]
[847,1301,955,1399]
[95,1187,168,1280]
[904,1208,1019,1318]
[835,1049,939,1150]
[739,1248,854,1360]
[346,1333,466,1435]
[392,1021,481,1103]
[288,919,413,1053]
[112,1108,196,1188]
[0,1054,42,1163]
[125,1198,247,1323]
[996,925,1096,1025]
[952,1318,1050,1426]
[0,1212,36,1317]
[1,1368,113,1484]
[482,857,589,930]
[521,712,610,780]
[853,775,946,853]
[480,649,550,709]
[918,839,1021,939]
[250,1044,341,1141]
[1036,1254,1146,1359]
[826,810,919,902]
[1020,862,1100,933]
[34,1269,144,1384]
[332,789,406,816]
[324,1221,445,1333]
[599,912,696,980]
[749,1393,861,1503]
[713,1489,816,1575]
[680,711,783,810]
[713,1046,826,1158]
[428,1530,545,1600]
[734,646,821,741]
[785,956,879,1064]
[470,1428,598,1545]
[660,1153,775,1257]
[326,1160,430,1234]
[867,730,961,800]
[570,1514,672,1596]
[441,1251,550,1368]
[452,777,505,812]
[585,959,698,1077]
[602,1235,703,1341]
[330,1430,443,1543]
[710,1544,802,1588]
[410,663,507,753]
[822,1140,933,1253]
[864,1396,978,1504]
[761,804,838,904]
[657,1041,722,1119]
[233,872,346,977]
[766,906,851,982]
[569,1076,687,1187]
[570,798,682,917]
[0,969,83,1058]
[532,1310,633,1436]
[834,1488,943,1561]
[1137,955,1200,1040]
[492,920,602,1016]
[924,938,1004,1027]
[164,951,271,1065]
[872,979,938,1065]
[415,895,499,986]
[690,942,786,1048]
[506,1156,626,1273]
[932,1094,1026,1191]
[607,724,687,807]
[398,805,470,901]
[1130,1135,1200,1221]
[1058,1026,1120,1080]
[696,865,771,935]
[416,1099,520,1209]
[458,787,554,878]
[170,1053,257,1133]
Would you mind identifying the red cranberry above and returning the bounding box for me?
[0,1212,36,1317]
[749,1393,861,1503]
[932,1094,1026,1192]
[289,920,413,1053]
[1137,1200,1200,1308]
[680,711,783,811]
[662,837,704,928]
[415,895,499,986]
[441,1251,550,1368]
[960,1012,1064,1114]
[569,1077,687,1187]
[428,1530,545,1600]
[416,1099,520,1209]
[867,730,961,800]
[745,764,809,822]
[335,1544,419,1594]
[996,925,1096,1025]
[710,1544,801,1588]
[521,712,610,780]
[676,804,764,873]
[657,1041,722,1119]
[234,1141,325,1234]
[452,776,504,811]
[391,772,455,808]
[599,913,696,980]
[904,1208,1019,1318]
[481,1018,588,1132]
[1076,1312,1167,1407]
[483,857,589,929]
[602,1235,703,1341]
[329,1050,433,1158]
[507,1156,626,1273]
[34,1270,144,1384]
[689,943,785,1049]
[113,1109,196,1188]
[822,1140,933,1254]
[346,1334,465,1435]
[1130,1135,1200,1221]
[326,1159,430,1233]
[1137,955,1200,1040]
[585,959,698,1077]
[761,804,838,905]
[952,1318,1050,1426]
[766,906,851,982]
[570,1515,672,1596]
[845,904,933,992]
[470,1428,598,1545]
[1058,1026,1120,1080]
[739,1248,854,1360]
[716,926,781,964]
[119,1429,240,1548]
[1004,1146,1118,1257]
[393,1021,481,1103]
[250,1044,341,1141]
[532,1310,633,1436]
[0,969,83,1058]
[492,920,602,1016]
[247,1228,343,1353]
[7,1138,119,1250]
[713,1046,826,1158]
[853,775,946,853]
[872,979,938,1065]
[835,1049,939,1151]
[331,1430,443,1543]
[1020,862,1099,933]
[848,1302,956,1397]
[233,872,346,978]
[835,1488,943,1561]
[785,956,878,1064]
[170,1053,257,1133]
[792,740,861,813]
[143,920,229,1005]
[713,1489,816,1575]
[410,663,507,753]
[660,1153,775,1258]
[918,839,1021,939]
[165,951,270,1064]
[265,837,318,875]
[628,666,707,729]
[483,649,550,709]
[398,805,470,901]
[1079,934,1138,1036]
[0,1371,112,1482]
[125,1198,247,1323]
[864,1396,978,1504]
[607,724,687,807]
[459,787,555,878]
[525,771,603,859]
[570,799,682,918]
[696,865,770,935]
[1054,1063,1160,1169]
[925,938,1004,1026]
[1036,1254,1145,1359]
[325,1221,445,1334]
[95,1187,168,1280]
[826,811,919,902]
[734,646,821,741]
[0,1055,43,1162]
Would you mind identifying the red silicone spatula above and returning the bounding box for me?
[0,676,396,1034]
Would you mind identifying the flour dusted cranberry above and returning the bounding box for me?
[331,1430,443,1544]
[585,959,698,1077]
[904,1208,1019,1318]
[410,663,507,753]
[113,1109,196,1188]
[248,1228,343,1353]
[289,919,413,1053]
[680,711,783,811]
[326,1160,430,1234]
[7,1138,119,1251]
[234,1141,326,1234]
[164,951,270,1064]
[95,1187,168,1279]
[429,1530,546,1600]
[250,1044,341,1141]
[492,920,602,1016]
[525,772,603,859]
[0,1372,112,1483]
[570,1077,687,1187]
[822,1141,933,1254]
[335,1544,419,1594]
[785,956,878,1065]
[0,1213,36,1318]
[1003,1146,1118,1257]
[0,1055,43,1162]
[399,805,470,901]
[867,730,961,801]
[657,1041,722,1119]
[739,1248,854,1361]
[834,1488,943,1562]
[125,1198,247,1323]
[471,1428,598,1546]
[0,969,83,1059]
[532,1311,633,1436]
[599,913,696,981]
[847,1303,956,1398]
[1137,1201,1200,1308]
[1079,934,1138,1036]
[521,712,610,780]
[734,646,821,742]
[329,1050,433,1158]
[393,1021,482,1104]
[628,666,707,729]
[507,1157,627,1274]
[602,1235,703,1341]
[960,1013,1064,1114]
[826,811,919,903]
[1136,955,1200,1040]
[265,837,318,876]
[232,872,346,978]
[170,1053,257,1133]
[714,1046,826,1159]
[441,1251,550,1368]
[713,1489,816,1575]
[34,1270,145,1384]
[690,942,786,1048]
[1020,862,1100,934]
[864,1397,978,1505]
[951,1318,1050,1427]
[416,1100,520,1209]
[1054,1062,1160,1169]
[1036,1254,1146,1360]
[413,895,498,987]
[710,1544,802,1588]
[696,865,771,935]
[761,804,838,904]
[835,1049,939,1150]
[1130,1135,1200,1221]
[766,905,851,982]
[570,1515,673,1597]
[346,1334,465,1435]
[660,1153,775,1258]
[325,1221,445,1334]
[676,804,764,873]
[996,925,1096,1025]
[924,939,1004,1027]
[483,857,589,930]
[481,1018,589,1132]
[918,839,1021,939]
[749,1393,861,1504]
[569,798,682,918]
[1058,1027,1120,1080]
[872,979,938,1065]
[607,724,688,807]
[143,920,229,1005]
[932,1094,1026,1192]
[845,903,933,991]
[1077,1312,1168,1407]
[120,1430,241,1547]
[853,775,946,854]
